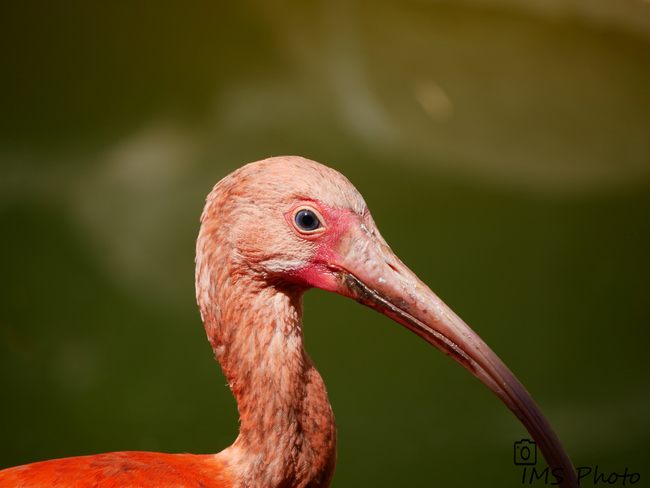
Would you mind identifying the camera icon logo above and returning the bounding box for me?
[514,439,537,465]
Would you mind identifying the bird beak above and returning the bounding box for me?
[331,219,579,488]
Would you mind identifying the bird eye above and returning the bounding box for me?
[295,209,321,231]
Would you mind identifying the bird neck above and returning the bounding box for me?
[199,272,337,488]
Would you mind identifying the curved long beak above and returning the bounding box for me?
[331,218,580,488]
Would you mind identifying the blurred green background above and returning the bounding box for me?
[1,1,649,486]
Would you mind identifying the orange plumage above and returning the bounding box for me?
[0,452,232,487]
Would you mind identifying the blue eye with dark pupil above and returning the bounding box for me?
[295,210,320,231]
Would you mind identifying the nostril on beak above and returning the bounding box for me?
[386,261,401,275]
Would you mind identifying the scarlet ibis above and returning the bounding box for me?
[0,156,580,487]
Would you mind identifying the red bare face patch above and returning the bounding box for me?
[283,200,360,291]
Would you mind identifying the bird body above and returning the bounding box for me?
[0,452,231,488]
[0,156,580,488]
